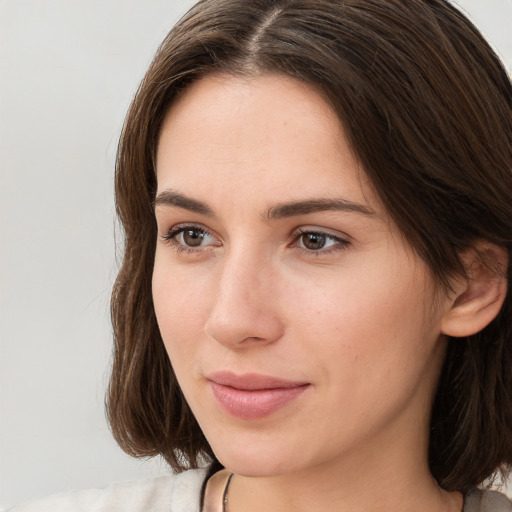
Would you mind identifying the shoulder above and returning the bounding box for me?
[465,489,512,512]
[7,467,208,512]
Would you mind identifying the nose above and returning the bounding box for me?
[204,250,285,348]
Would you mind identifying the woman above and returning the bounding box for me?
[12,0,512,511]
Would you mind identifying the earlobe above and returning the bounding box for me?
[441,242,508,338]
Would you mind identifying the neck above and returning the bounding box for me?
[225,424,462,512]
[227,462,461,512]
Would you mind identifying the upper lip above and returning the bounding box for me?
[207,371,309,390]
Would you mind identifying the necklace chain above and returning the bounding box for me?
[222,473,234,512]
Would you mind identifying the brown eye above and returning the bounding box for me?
[183,229,205,247]
[300,233,326,251]
[162,225,218,249]
[295,230,349,254]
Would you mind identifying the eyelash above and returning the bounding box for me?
[293,228,350,255]
[160,225,350,256]
[161,224,217,254]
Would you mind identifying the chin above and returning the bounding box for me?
[208,435,310,478]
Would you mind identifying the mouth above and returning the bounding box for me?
[207,371,310,420]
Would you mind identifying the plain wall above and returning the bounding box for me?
[1,0,511,509]
[0,1,198,508]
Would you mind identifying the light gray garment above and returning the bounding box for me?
[6,468,207,512]
[465,489,512,512]
[6,468,512,511]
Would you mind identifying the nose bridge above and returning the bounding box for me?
[204,244,283,347]
[221,245,267,301]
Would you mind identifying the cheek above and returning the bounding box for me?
[152,262,181,346]
[289,258,425,336]
[285,256,439,383]
[287,270,442,435]
[152,258,213,367]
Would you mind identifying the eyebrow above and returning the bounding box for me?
[267,198,375,219]
[154,190,215,216]
[154,189,375,219]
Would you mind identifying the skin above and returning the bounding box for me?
[152,74,463,512]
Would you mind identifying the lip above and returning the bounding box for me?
[207,372,310,420]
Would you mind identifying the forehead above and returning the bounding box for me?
[156,73,381,215]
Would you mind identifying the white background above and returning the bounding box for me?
[1,0,511,509]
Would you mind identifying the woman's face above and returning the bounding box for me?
[153,74,451,478]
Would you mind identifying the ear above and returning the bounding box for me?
[441,241,508,338]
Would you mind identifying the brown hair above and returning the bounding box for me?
[107,0,512,493]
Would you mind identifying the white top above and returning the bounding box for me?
[7,468,208,512]
[7,468,512,512]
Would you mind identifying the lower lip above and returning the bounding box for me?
[209,382,309,420]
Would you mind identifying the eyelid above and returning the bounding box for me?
[294,226,351,241]
[160,223,221,250]
[292,226,351,254]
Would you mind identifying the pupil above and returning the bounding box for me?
[183,229,204,247]
[303,233,325,250]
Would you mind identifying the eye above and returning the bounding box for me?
[162,224,219,250]
[294,229,349,254]
[299,232,330,251]
[178,228,209,247]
